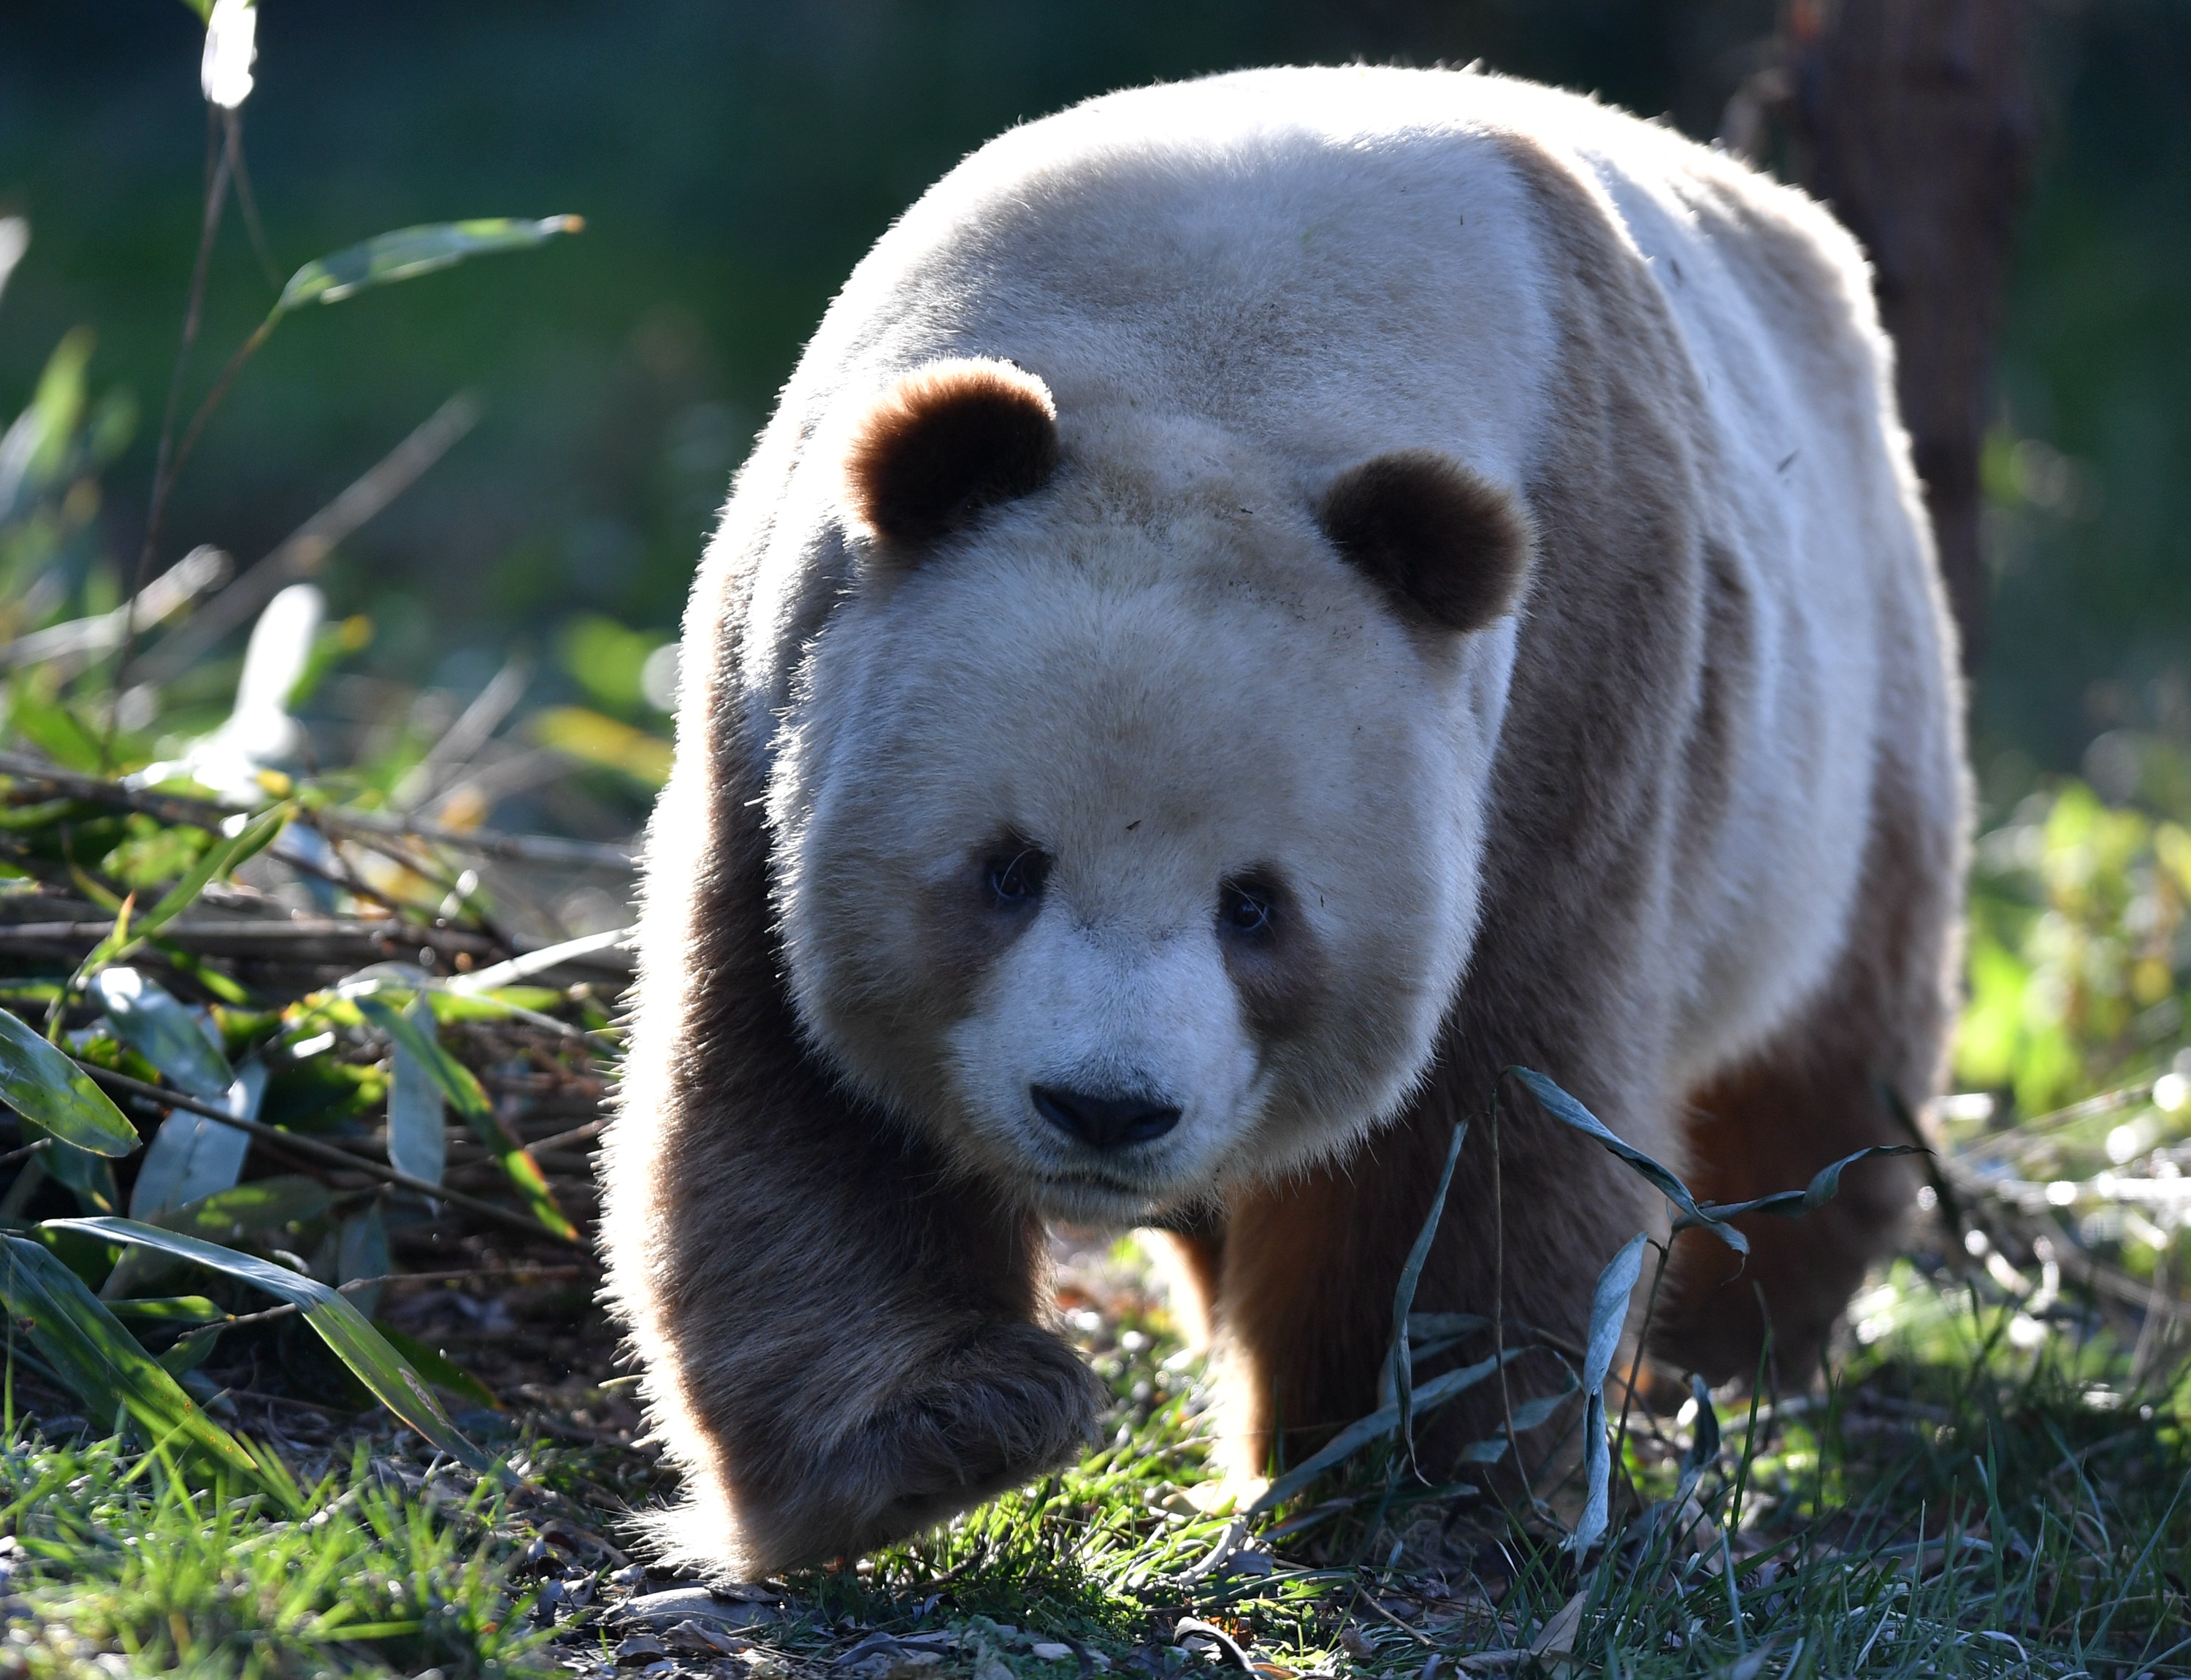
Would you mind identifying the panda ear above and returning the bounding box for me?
[1318,450,1534,633]
[843,358,1060,551]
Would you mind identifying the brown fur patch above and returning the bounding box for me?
[1199,134,1724,1483]
[844,358,1060,547]
[1319,450,1535,634]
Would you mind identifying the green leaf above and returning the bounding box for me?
[1570,1230,1650,1558]
[153,1175,332,1243]
[477,1132,578,1244]
[93,967,236,1101]
[157,1322,226,1376]
[0,1234,264,1480]
[75,804,291,978]
[336,1203,390,1319]
[1674,1373,1719,1510]
[354,995,487,1117]
[1508,1067,1746,1254]
[356,994,576,1240]
[1580,1232,1648,1397]
[43,1143,121,1214]
[1453,1377,1578,1466]
[385,993,447,1190]
[276,217,584,312]
[105,1167,324,1300]
[47,1216,500,1478]
[127,1061,263,1219]
[1384,1119,1467,1471]
[0,1005,139,1155]
[1247,1346,1526,1517]
[108,1295,227,1324]
[1686,1144,1923,1227]
[373,1322,501,1412]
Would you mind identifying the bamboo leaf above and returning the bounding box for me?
[94,967,235,1101]
[1407,1311,1491,1343]
[1675,1373,1719,1509]
[0,1234,264,1480]
[373,1322,500,1412]
[42,1143,121,1213]
[75,804,290,978]
[1453,1376,1578,1465]
[108,1295,226,1324]
[1247,1347,1525,1517]
[152,1175,332,1243]
[1384,1119,1467,1470]
[106,1165,324,1300]
[47,1216,499,1478]
[1582,1232,1648,1397]
[127,1061,264,1219]
[1568,1230,1650,1557]
[356,994,575,1240]
[1686,1144,1923,1227]
[354,995,486,1117]
[277,217,584,312]
[336,1203,390,1319]
[529,705,673,787]
[1509,1067,1746,1254]
[483,1134,579,1243]
[384,993,446,1192]
[0,1005,139,1155]
[158,1322,226,1376]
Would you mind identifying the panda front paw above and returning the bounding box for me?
[733,1323,1106,1570]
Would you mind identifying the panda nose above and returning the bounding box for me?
[1031,1084,1182,1150]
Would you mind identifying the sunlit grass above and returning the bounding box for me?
[0,1422,552,1679]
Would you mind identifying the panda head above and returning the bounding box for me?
[767,358,1534,1223]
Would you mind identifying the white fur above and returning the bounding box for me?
[703,66,1930,1211]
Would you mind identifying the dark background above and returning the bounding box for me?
[4,1,2187,812]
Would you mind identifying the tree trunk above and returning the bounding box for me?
[1739,0,2035,678]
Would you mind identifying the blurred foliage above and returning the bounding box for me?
[1960,759,2191,1116]
[1980,0,2191,781]
[3,0,2179,808]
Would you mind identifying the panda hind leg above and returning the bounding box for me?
[1651,762,1957,1391]
[1650,1040,1922,1391]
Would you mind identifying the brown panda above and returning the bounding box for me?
[600,64,1968,1576]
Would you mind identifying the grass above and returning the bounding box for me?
[2,1237,2187,1680]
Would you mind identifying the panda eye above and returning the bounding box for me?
[1219,878,1276,938]
[984,846,1051,908]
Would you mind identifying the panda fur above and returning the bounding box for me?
[600,64,1969,1576]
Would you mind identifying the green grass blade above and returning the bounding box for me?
[107,1295,226,1324]
[0,1005,139,1155]
[0,1235,264,1481]
[47,1216,500,1478]
[276,216,584,312]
